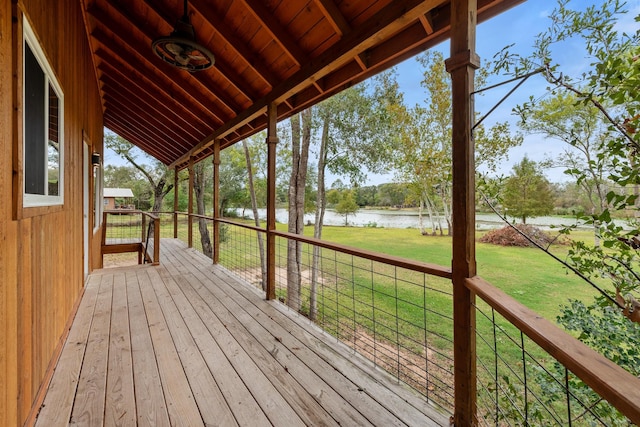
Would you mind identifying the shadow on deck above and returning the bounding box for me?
[35,239,449,426]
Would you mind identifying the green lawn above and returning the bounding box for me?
[318,225,595,321]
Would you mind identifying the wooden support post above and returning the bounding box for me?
[188,157,194,248]
[446,0,479,425]
[212,140,220,264]
[140,212,146,265]
[153,215,160,265]
[266,103,278,300]
[173,166,179,239]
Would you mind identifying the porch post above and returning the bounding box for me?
[212,139,220,264]
[446,0,479,425]
[266,103,278,300]
[188,157,194,248]
[173,166,179,239]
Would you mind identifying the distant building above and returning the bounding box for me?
[104,188,135,210]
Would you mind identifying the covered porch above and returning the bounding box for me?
[35,239,448,426]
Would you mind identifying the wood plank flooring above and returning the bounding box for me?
[35,239,449,426]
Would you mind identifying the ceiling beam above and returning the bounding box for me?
[314,0,350,36]
[186,0,281,87]
[240,0,308,66]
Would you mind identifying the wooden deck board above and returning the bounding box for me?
[34,275,101,426]
[36,238,449,427]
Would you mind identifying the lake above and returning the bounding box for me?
[233,208,609,230]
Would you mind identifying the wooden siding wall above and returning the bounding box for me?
[0,0,104,425]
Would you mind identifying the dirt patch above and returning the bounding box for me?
[103,253,139,268]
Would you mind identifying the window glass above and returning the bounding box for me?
[23,19,64,207]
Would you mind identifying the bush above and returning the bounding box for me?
[479,224,557,248]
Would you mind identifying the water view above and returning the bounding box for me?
[234,208,606,230]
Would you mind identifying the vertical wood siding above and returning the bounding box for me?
[0,0,103,425]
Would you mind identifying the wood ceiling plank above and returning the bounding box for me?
[93,47,221,130]
[103,94,194,152]
[138,0,265,103]
[90,27,228,125]
[185,0,281,87]
[241,0,308,66]
[100,73,208,141]
[89,3,241,118]
[96,60,213,136]
[105,119,177,165]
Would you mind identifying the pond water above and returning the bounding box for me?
[233,208,616,230]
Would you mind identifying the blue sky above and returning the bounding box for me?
[379,0,640,185]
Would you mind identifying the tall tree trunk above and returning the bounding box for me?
[310,116,330,321]
[418,197,426,234]
[287,109,312,312]
[243,140,267,291]
[194,163,212,258]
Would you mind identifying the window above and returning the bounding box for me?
[93,165,103,231]
[23,19,64,207]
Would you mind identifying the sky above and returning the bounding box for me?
[105,0,640,186]
[376,0,640,185]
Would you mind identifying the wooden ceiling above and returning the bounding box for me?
[81,0,524,170]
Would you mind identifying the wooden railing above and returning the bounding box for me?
[101,210,160,265]
[173,212,640,424]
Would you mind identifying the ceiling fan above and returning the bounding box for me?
[151,0,214,72]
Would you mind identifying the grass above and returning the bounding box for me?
[319,225,595,320]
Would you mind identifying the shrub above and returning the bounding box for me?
[479,224,557,248]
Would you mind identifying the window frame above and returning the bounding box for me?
[21,17,65,209]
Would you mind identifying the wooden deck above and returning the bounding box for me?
[34,239,449,426]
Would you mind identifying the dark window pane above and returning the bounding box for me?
[24,43,45,195]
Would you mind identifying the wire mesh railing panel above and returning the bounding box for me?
[175,213,189,245]
[218,221,267,292]
[104,211,142,244]
[474,298,629,426]
[272,235,455,412]
[154,212,176,238]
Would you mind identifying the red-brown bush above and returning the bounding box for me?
[479,224,557,247]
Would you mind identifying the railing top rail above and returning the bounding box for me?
[104,209,139,214]
[466,275,640,425]
[141,211,160,220]
[217,217,263,233]
[104,209,160,220]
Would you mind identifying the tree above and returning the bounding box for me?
[502,156,554,224]
[218,146,247,215]
[105,132,174,213]
[494,2,640,422]
[334,190,359,226]
[519,91,612,216]
[193,160,212,257]
[287,109,312,312]
[394,51,521,235]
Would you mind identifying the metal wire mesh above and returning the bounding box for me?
[104,211,142,244]
[272,235,455,412]
[218,221,267,291]
[474,299,628,426]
